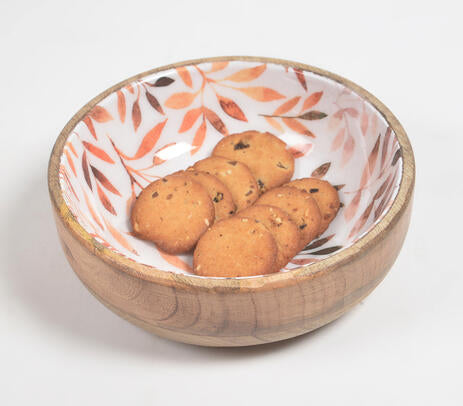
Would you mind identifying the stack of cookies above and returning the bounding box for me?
[131,131,340,277]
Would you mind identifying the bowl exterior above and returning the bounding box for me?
[52,185,412,346]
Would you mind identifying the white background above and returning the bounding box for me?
[1,1,462,405]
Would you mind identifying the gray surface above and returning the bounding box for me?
[1,0,461,404]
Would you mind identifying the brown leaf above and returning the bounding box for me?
[83,116,97,140]
[373,175,392,201]
[204,108,227,136]
[349,201,374,238]
[333,184,345,191]
[311,162,331,178]
[293,68,307,91]
[150,77,175,87]
[392,148,402,166]
[298,111,327,120]
[146,91,164,115]
[91,165,121,196]
[176,66,193,88]
[132,100,141,131]
[360,134,381,188]
[273,96,301,115]
[126,119,168,160]
[89,105,113,122]
[224,64,266,82]
[208,61,229,73]
[164,92,197,109]
[374,173,397,220]
[117,90,126,123]
[303,234,335,251]
[380,126,392,171]
[238,86,285,102]
[82,151,92,190]
[283,117,315,137]
[301,92,323,111]
[97,183,116,215]
[82,141,115,163]
[179,108,203,133]
[344,190,362,221]
[265,116,283,132]
[191,118,206,155]
[309,246,343,255]
[218,95,247,121]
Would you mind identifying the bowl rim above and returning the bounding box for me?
[48,55,415,291]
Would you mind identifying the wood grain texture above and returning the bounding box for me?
[48,56,415,347]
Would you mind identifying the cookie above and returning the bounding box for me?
[131,174,214,254]
[256,186,321,250]
[193,156,258,212]
[237,205,300,271]
[212,131,295,193]
[193,217,278,277]
[286,178,340,234]
[173,170,236,221]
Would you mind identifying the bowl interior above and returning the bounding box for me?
[58,59,402,276]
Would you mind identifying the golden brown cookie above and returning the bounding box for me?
[173,170,236,221]
[193,156,258,212]
[212,131,295,193]
[286,178,340,234]
[193,217,278,277]
[237,205,300,271]
[131,174,214,254]
[257,186,321,250]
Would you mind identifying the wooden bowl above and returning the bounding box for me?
[48,56,415,346]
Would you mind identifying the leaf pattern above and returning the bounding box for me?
[125,119,168,160]
[311,162,331,178]
[96,183,116,215]
[217,95,247,121]
[303,234,335,251]
[288,143,313,159]
[132,99,141,131]
[342,135,355,166]
[65,150,76,176]
[89,105,113,122]
[301,92,323,111]
[238,87,285,102]
[150,77,175,87]
[344,190,362,221]
[224,64,266,82]
[208,61,229,73]
[297,111,327,120]
[179,108,203,133]
[146,91,164,115]
[331,128,345,151]
[191,118,206,155]
[91,166,121,196]
[282,118,315,137]
[117,91,126,123]
[81,150,92,190]
[204,108,227,136]
[83,116,97,140]
[176,67,193,88]
[293,68,307,91]
[274,96,301,115]
[265,116,283,132]
[359,134,380,188]
[82,141,115,163]
[103,217,138,255]
[165,92,197,109]
[159,250,192,272]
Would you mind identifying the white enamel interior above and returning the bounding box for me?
[59,60,403,276]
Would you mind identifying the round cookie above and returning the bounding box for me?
[193,156,258,212]
[237,205,300,271]
[173,170,236,221]
[193,217,278,277]
[286,178,340,234]
[257,186,322,250]
[212,131,295,193]
[131,174,214,254]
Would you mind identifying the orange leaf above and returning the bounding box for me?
[344,190,362,221]
[65,150,76,176]
[176,66,193,88]
[331,128,345,151]
[224,64,266,82]
[83,189,104,230]
[91,165,121,196]
[238,86,285,102]
[158,250,192,272]
[191,118,206,155]
[81,150,92,190]
[217,95,247,121]
[204,108,228,136]
[97,183,116,215]
[82,141,115,163]
[301,92,323,111]
[359,134,380,188]
[125,119,168,160]
[288,143,313,158]
[164,92,197,109]
[265,116,283,132]
[273,96,301,115]
[83,116,97,140]
[208,61,229,73]
[67,141,78,158]
[153,142,176,165]
[125,84,134,94]
[341,135,355,167]
[89,105,113,123]
[361,107,368,136]
[282,118,315,137]
[179,108,202,133]
[117,90,126,123]
[132,100,141,131]
[293,68,307,91]
[344,108,359,118]
[103,217,138,255]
